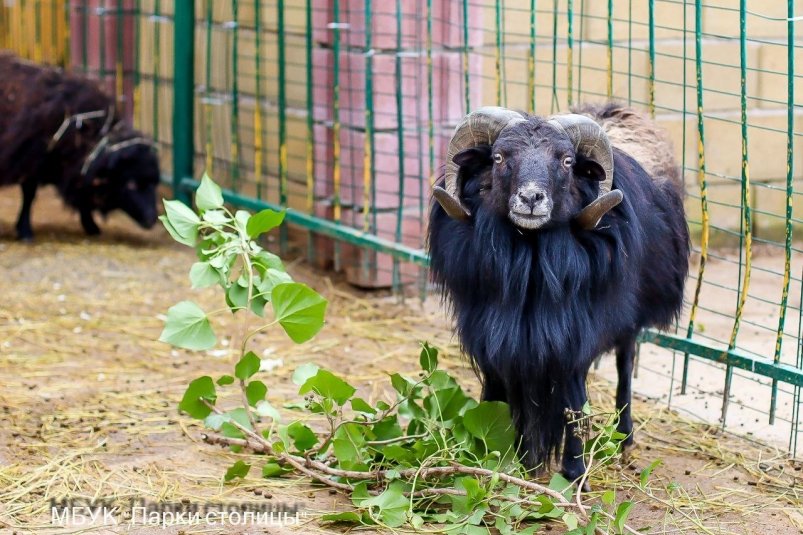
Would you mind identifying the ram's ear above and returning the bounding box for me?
[573,155,606,182]
[453,144,493,168]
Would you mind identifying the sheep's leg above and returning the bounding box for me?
[16,179,38,241]
[80,206,101,236]
[615,334,637,446]
[560,373,588,487]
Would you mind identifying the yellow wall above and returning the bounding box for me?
[1,0,70,66]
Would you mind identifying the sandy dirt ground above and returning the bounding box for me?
[0,187,802,535]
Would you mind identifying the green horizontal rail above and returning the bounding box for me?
[178,177,430,266]
[640,331,803,388]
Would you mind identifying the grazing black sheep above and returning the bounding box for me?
[0,53,159,240]
[428,103,689,482]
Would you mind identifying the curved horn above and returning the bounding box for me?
[547,114,622,229]
[434,106,526,220]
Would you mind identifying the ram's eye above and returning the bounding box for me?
[493,153,504,164]
[562,156,574,169]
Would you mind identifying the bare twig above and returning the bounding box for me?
[365,433,428,447]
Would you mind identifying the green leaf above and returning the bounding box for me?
[189,261,220,289]
[178,376,217,419]
[247,208,285,238]
[535,494,556,515]
[461,524,491,535]
[161,199,200,247]
[228,407,253,430]
[159,301,216,350]
[614,501,634,534]
[377,444,410,462]
[235,351,261,380]
[287,421,318,452]
[459,477,487,506]
[223,460,250,482]
[245,380,268,406]
[196,173,224,212]
[217,375,235,386]
[321,511,363,524]
[201,208,229,225]
[203,412,227,431]
[390,373,413,396]
[333,438,359,465]
[209,249,235,272]
[250,294,267,317]
[299,369,356,405]
[253,250,285,273]
[371,416,403,441]
[257,268,293,301]
[351,397,376,414]
[419,342,438,373]
[234,210,250,233]
[333,423,367,468]
[463,401,516,454]
[225,282,249,313]
[255,400,281,421]
[271,282,328,343]
[640,459,662,487]
[564,512,579,531]
[362,481,408,528]
[584,514,599,535]
[549,473,574,502]
[601,489,616,505]
[425,369,458,390]
[424,385,471,421]
[262,462,292,478]
[292,363,320,386]
[496,517,517,535]
[159,216,183,246]
[221,408,253,440]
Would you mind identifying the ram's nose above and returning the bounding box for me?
[515,184,549,213]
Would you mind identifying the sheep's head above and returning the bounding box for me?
[434,107,624,230]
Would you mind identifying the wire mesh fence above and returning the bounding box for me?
[1,0,802,456]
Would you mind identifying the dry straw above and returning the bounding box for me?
[0,223,801,533]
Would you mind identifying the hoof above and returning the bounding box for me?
[561,470,591,493]
[621,438,637,457]
[16,234,34,243]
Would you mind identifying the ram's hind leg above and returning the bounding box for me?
[615,333,637,447]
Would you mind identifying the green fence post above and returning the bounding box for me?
[173,0,195,204]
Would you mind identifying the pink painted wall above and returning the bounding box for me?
[69,0,136,121]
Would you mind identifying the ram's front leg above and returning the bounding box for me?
[80,205,101,236]
[16,179,38,241]
[560,373,589,489]
[615,333,637,447]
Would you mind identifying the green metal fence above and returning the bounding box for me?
[3,0,802,456]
